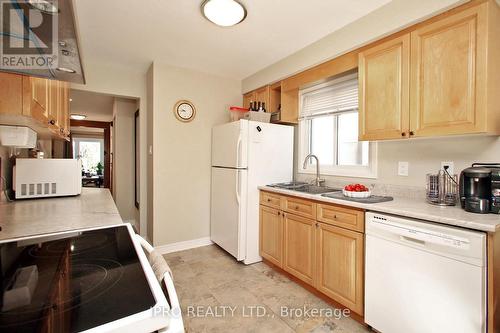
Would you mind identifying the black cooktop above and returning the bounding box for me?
[0,225,157,333]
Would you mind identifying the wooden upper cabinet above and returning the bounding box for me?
[31,77,49,119]
[358,1,500,140]
[254,85,270,110]
[316,223,364,315]
[259,206,283,267]
[0,72,25,116]
[358,34,410,140]
[0,73,70,140]
[243,91,254,109]
[283,213,315,286]
[48,79,60,128]
[410,4,487,137]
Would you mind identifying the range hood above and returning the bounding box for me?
[0,0,85,84]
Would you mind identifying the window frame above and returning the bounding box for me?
[72,137,105,171]
[297,77,378,179]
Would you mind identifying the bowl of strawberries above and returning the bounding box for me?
[343,183,371,198]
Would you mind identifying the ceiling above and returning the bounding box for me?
[69,90,114,122]
[74,0,392,80]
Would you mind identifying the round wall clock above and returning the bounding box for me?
[173,100,196,122]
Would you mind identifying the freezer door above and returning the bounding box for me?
[210,167,247,261]
[212,120,248,168]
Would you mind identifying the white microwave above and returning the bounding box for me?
[13,158,82,199]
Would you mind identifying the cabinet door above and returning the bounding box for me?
[243,91,255,109]
[48,79,60,129]
[358,34,410,140]
[0,72,24,115]
[259,205,283,267]
[283,212,315,286]
[316,223,364,315]
[410,5,487,137]
[31,77,50,124]
[58,82,70,138]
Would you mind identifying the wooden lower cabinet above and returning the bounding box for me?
[259,191,365,317]
[316,223,364,315]
[259,206,283,267]
[283,212,315,286]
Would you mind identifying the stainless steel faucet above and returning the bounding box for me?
[302,154,325,187]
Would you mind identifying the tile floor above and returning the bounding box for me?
[163,245,372,333]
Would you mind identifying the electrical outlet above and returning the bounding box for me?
[441,161,455,175]
[398,161,409,176]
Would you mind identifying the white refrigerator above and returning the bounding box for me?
[211,120,293,264]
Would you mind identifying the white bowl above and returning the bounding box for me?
[343,189,371,198]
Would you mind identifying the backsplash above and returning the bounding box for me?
[295,133,500,198]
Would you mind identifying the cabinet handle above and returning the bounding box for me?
[60,128,64,133]
[401,132,406,137]
[267,198,271,202]
[409,131,415,136]
[277,212,281,216]
[295,205,299,210]
[333,215,337,219]
[315,222,319,227]
[49,119,55,125]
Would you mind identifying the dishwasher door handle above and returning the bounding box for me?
[400,235,426,246]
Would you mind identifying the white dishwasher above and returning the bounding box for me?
[365,212,487,333]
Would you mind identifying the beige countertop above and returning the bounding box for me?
[0,188,123,241]
[259,186,500,233]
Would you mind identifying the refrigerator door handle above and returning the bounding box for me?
[235,169,241,205]
[236,134,242,168]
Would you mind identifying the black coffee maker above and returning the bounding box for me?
[459,163,500,214]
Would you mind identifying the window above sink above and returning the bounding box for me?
[297,73,377,178]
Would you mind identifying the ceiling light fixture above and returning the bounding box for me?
[202,0,246,27]
[70,114,86,120]
[28,0,59,15]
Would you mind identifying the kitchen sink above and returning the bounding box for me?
[294,185,341,194]
[268,182,340,194]
[267,181,309,190]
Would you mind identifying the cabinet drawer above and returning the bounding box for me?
[317,204,364,232]
[260,191,281,209]
[283,196,316,219]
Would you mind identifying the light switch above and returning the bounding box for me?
[398,161,409,176]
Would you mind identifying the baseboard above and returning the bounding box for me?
[155,237,213,254]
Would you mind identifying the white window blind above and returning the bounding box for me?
[299,73,358,120]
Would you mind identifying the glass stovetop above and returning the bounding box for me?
[0,225,156,333]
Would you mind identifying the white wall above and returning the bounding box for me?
[242,0,467,92]
[71,60,148,236]
[151,63,241,246]
[112,97,138,223]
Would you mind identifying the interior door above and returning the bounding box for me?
[210,167,247,261]
[211,120,248,168]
